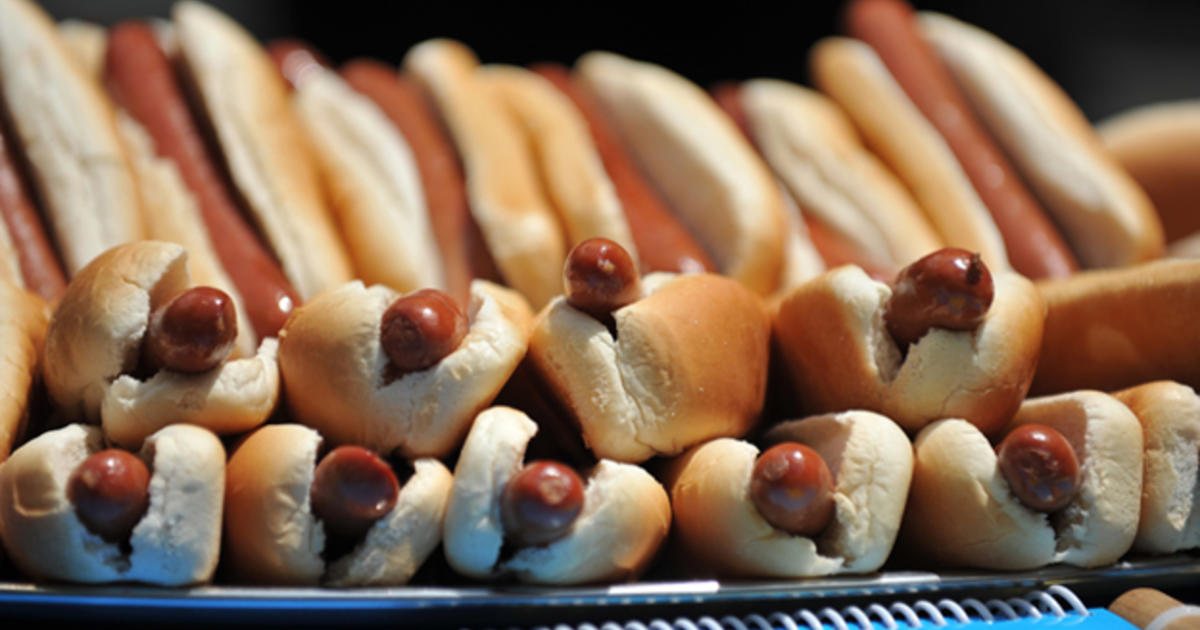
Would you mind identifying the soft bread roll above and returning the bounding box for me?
[1099,101,1200,246]
[0,423,225,585]
[42,241,279,447]
[279,279,532,458]
[405,39,566,309]
[529,272,769,462]
[0,280,47,461]
[223,424,452,586]
[739,79,942,268]
[57,20,107,81]
[443,407,670,584]
[774,264,1043,435]
[1032,260,1200,395]
[289,64,445,294]
[0,220,20,289]
[173,1,352,300]
[901,391,1142,570]
[0,0,143,275]
[576,52,787,295]
[1113,381,1200,554]
[666,411,912,577]
[919,12,1163,269]
[810,37,1010,273]
[479,64,639,262]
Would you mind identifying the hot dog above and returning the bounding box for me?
[0,122,66,301]
[883,247,993,349]
[141,285,238,373]
[0,278,47,461]
[223,424,451,585]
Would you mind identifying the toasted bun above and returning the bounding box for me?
[0,280,47,460]
[290,65,445,294]
[740,79,942,268]
[774,264,1043,435]
[576,52,787,296]
[405,39,566,309]
[1113,381,1200,554]
[223,424,452,585]
[919,12,1163,269]
[666,411,912,577]
[901,391,1142,569]
[0,423,225,584]
[529,272,769,462]
[43,241,279,445]
[443,407,670,584]
[173,1,352,300]
[1032,260,1200,395]
[0,0,143,275]
[810,37,1010,273]
[279,279,532,458]
[1099,101,1200,245]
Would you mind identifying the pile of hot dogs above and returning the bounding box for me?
[0,0,1198,588]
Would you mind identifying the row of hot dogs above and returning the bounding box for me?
[0,0,1198,588]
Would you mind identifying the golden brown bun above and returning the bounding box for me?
[1032,260,1200,395]
[443,407,670,584]
[665,411,912,578]
[223,424,452,586]
[919,12,1163,269]
[173,1,353,300]
[529,272,769,462]
[0,0,144,275]
[901,391,1142,570]
[1113,381,1200,554]
[774,264,1043,436]
[0,280,47,461]
[42,241,279,446]
[279,279,532,458]
[0,423,225,584]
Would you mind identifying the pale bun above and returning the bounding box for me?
[1113,381,1200,554]
[0,423,225,585]
[901,391,1142,569]
[443,406,670,584]
[529,272,769,462]
[773,264,1043,435]
[0,280,48,461]
[223,423,452,586]
[57,19,106,80]
[666,410,912,577]
[42,241,279,447]
[919,12,1163,269]
[173,0,352,301]
[279,279,532,458]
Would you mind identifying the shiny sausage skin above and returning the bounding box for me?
[995,423,1080,512]
[0,119,66,300]
[844,0,1078,280]
[341,59,498,306]
[104,22,299,338]
[380,288,468,374]
[143,286,238,373]
[67,449,151,543]
[563,237,642,321]
[533,64,716,276]
[500,460,585,546]
[749,442,835,537]
[884,247,993,349]
[266,39,330,90]
[310,445,400,539]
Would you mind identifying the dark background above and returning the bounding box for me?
[41,1,1200,124]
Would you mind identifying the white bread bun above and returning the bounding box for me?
[1113,381,1200,554]
[810,37,1010,274]
[42,241,280,447]
[443,407,670,584]
[0,0,144,275]
[0,280,47,461]
[901,391,1142,570]
[0,423,225,584]
[279,279,532,458]
[173,1,352,301]
[223,424,452,586]
[773,264,1043,436]
[405,39,566,309]
[919,12,1163,269]
[57,19,106,81]
[666,410,912,577]
[529,272,769,463]
[576,52,787,296]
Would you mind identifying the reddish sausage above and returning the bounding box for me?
[309,445,400,539]
[500,460,585,546]
[563,237,642,320]
[749,442,835,537]
[884,247,993,349]
[67,449,151,542]
[0,123,66,300]
[380,288,468,374]
[996,423,1080,512]
[143,286,238,373]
